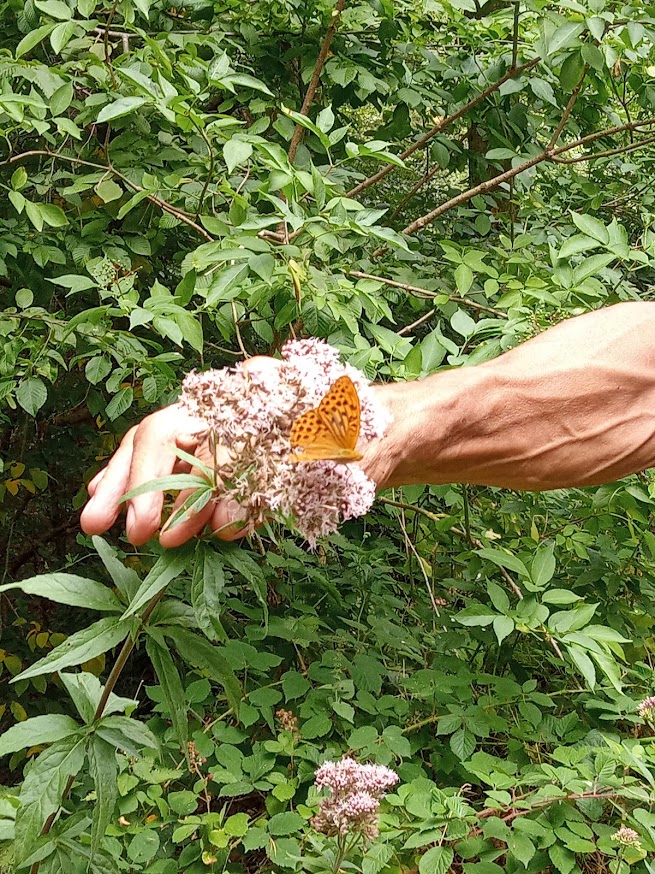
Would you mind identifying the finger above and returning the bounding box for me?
[124,418,202,546]
[211,498,256,541]
[159,486,216,547]
[80,427,138,535]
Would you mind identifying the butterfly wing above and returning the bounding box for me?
[289,376,362,463]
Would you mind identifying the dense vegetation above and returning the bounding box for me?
[2,0,655,871]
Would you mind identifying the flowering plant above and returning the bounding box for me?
[309,758,399,873]
[179,339,389,544]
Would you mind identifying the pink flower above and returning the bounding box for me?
[611,826,641,848]
[637,696,655,720]
[311,758,399,841]
[179,340,389,545]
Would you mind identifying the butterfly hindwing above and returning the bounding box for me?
[289,375,362,463]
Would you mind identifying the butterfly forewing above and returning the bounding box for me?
[289,375,362,463]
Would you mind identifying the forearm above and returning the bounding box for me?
[367,302,655,491]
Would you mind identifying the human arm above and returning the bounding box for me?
[364,301,655,491]
[80,301,655,545]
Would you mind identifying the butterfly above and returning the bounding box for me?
[289,375,363,464]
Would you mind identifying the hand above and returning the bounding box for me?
[80,357,283,547]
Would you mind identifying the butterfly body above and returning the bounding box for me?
[289,375,363,464]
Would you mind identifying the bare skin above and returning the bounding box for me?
[80,301,655,546]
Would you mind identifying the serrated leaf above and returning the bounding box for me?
[16,377,47,416]
[145,637,188,754]
[450,728,476,760]
[419,846,454,874]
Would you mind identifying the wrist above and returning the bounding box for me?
[362,367,491,490]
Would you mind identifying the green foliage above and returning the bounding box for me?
[2,0,655,871]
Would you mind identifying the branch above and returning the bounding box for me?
[288,0,347,163]
[348,270,507,317]
[0,150,213,242]
[345,57,540,199]
[552,132,655,165]
[398,308,436,335]
[399,116,655,238]
[547,69,587,150]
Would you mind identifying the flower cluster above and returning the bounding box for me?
[276,708,300,734]
[180,339,389,545]
[611,826,642,849]
[311,758,399,841]
[637,696,655,720]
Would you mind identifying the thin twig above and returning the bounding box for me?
[346,57,540,198]
[231,300,248,358]
[348,270,507,317]
[547,68,587,150]
[398,116,655,239]
[0,150,213,242]
[552,133,655,165]
[288,0,347,163]
[398,308,436,335]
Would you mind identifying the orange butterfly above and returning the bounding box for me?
[289,375,363,464]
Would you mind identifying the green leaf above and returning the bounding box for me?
[106,386,133,420]
[542,589,580,605]
[0,714,79,757]
[548,844,575,874]
[223,139,253,173]
[477,547,528,577]
[493,615,514,644]
[0,572,122,612]
[14,736,86,859]
[145,637,189,754]
[570,213,609,244]
[95,179,123,203]
[119,474,209,502]
[419,846,454,874]
[88,736,118,857]
[450,728,476,760]
[122,550,189,618]
[16,377,47,416]
[530,543,555,588]
[15,22,56,57]
[97,96,148,124]
[221,542,268,624]
[14,616,130,681]
[164,626,242,714]
[95,715,159,756]
[455,263,474,296]
[127,830,160,864]
[50,20,76,54]
[282,671,310,702]
[192,544,227,641]
[35,0,72,19]
[545,22,584,55]
[267,811,306,836]
[92,535,141,601]
[85,355,111,385]
[567,645,596,689]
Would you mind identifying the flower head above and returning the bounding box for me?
[311,758,398,841]
[637,696,655,721]
[179,340,389,545]
[611,826,642,849]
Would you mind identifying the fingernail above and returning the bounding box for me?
[126,504,135,535]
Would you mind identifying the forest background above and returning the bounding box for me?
[2,0,655,872]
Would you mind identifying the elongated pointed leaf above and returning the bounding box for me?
[15,736,86,860]
[89,736,118,857]
[0,714,79,757]
[0,572,122,613]
[13,616,131,681]
[121,550,189,618]
[163,626,242,714]
[92,536,141,601]
[145,636,188,754]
